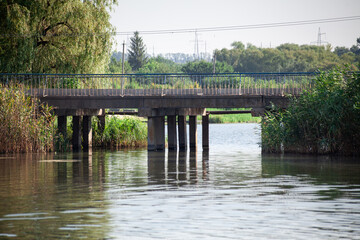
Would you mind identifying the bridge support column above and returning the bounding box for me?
[147,116,165,151]
[72,116,82,151]
[202,114,209,150]
[189,115,197,150]
[178,115,187,151]
[58,116,67,138]
[167,115,177,151]
[82,116,92,150]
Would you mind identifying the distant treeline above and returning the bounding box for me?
[215,41,359,72]
[109,38,360,74]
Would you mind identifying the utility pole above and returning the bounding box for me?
[121,41,125,74]
[213,51,216,74]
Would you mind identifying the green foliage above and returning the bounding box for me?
[215,40,359,72]
[0,0,116,73]
[181,60,234,74]
[128,31,148,71]
[137,56,181,73]
[92,116,147,148]
[261,68,360,155]
[0,84,55,153]
[108,57,132,74]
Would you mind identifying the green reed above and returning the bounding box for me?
[0,84,55,153]
[92,116,147,149]
[261,68,360,155]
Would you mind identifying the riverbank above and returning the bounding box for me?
[207,108,260,123]
[261,68,360,155]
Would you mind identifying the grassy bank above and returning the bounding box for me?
[0,84,55,153]
[261,68,360,155]
[207,108,260,123]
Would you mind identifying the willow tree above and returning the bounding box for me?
[0,0,117,73]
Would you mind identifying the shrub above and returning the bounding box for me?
[261,68,360,155]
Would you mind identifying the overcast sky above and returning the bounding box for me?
[110,0,360,55]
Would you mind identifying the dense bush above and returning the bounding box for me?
[261,68,360,155]
[0,85,55,153]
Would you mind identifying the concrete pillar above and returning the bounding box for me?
[189,115,197,150]
[82,116,92,149]
[147,116,165,151]
[155,116,165,151]
[148,117,156,151]
[178,115,187,151]
[57,116,67,138]
[72,116,82,151]
[202,114,209,150]
[167,115,177,150]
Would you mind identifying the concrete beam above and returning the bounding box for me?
[41,95,288,110]
[138,108,205,117]
[55,109,104,116]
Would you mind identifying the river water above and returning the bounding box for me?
[0,123,359,239]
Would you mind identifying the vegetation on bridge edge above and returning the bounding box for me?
[261,67,360,155]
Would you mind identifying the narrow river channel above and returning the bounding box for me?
[0,123,359,239]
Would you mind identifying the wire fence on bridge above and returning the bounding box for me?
[0,72,317,97]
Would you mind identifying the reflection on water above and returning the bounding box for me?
[0,124,359,239]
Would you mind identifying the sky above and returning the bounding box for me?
[110,0,360,55]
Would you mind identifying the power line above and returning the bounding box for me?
[114,15,360,36]
[1,15,360,38]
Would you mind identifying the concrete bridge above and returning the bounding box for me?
[1,72,315,151]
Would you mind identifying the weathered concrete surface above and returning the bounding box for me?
[147,116,165,151]
[189,116,197,150]
[55,109,105,116]
[138,108,206,117]
[167,115,177,150]
[178,115,187,151]
[202,114,209,150]
[40,95,290,110]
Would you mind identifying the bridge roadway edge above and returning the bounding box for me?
[39,95,290,110]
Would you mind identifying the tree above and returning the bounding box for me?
[181,60,233,74]
[137,56,181,73]
[127,31,147,71]
[0,0,116,73]
[108,57,132,74]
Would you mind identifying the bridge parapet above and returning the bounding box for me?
[1,72,316,97]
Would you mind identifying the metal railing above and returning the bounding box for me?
[0,72,317,97]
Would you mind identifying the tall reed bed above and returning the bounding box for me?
[92,116,147,149]
[261,68,360,155]
[0,84,55,153]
